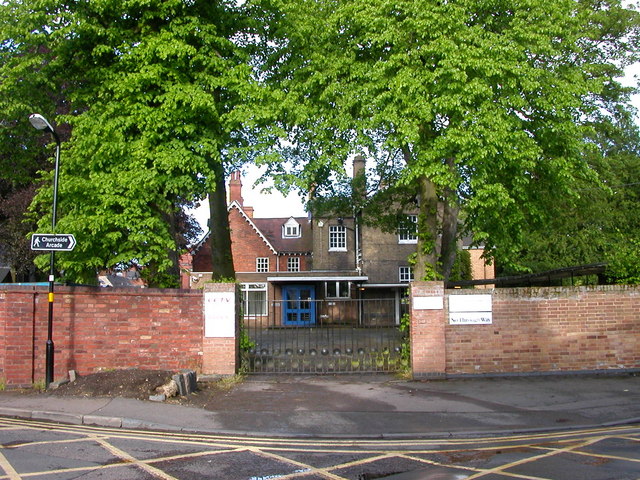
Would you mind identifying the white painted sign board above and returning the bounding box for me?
[204,291,236,338]
[449,294,492,312]
[413,296,444,310]
[449,294,492,325]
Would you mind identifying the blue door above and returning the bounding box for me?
[282,285,316,325]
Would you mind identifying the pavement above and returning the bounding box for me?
[0,373,639,438]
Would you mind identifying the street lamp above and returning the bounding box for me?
[29,113,61,388]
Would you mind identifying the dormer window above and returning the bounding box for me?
[282,218,301,238]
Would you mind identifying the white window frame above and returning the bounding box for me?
[287,257,300,272]
[329,225,347,251]
[240,283,267,316]
[282,218,301,238]
[398,215,418,244]
[256,257,269,273]
[326,281,350,298]
[399,266,414,283]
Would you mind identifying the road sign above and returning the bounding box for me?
[31,234,76,252]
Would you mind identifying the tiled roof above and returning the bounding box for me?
[190,206,312,256]
[252,217,312,254]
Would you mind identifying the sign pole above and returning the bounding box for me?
[30,113,61,389]
[45,130,60,388]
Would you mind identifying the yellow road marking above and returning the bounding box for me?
[464,436,605,479]
[0,450,21,480]
[0,417,638,480]
[91,435,180,480]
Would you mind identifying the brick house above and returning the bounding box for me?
[183,164,493,327]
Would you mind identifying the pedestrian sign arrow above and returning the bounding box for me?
[31,234,77,252]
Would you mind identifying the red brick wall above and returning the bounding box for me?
[0,286,225,387]
[411,283,640,377]
[229,208,277,273]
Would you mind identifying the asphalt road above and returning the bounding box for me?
[0,417,638,479]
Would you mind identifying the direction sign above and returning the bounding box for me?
[31,234,77,252]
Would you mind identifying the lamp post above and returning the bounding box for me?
[29,113,60,388]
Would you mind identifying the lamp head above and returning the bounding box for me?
[29,113,54,133]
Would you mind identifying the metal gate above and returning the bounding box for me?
[241,298,408,374]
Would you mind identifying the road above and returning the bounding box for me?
[0,417,638,479]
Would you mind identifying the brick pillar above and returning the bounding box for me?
[410,281,446,378]
[201,283,239,375]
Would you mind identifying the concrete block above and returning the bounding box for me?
[48,379,69,390]
[0,407,32,419]
[172,373,187,396]
[32,410,83,425]
[180,369,197,394]
[83,415,122,428]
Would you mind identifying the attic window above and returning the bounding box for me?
[282,218,301,238]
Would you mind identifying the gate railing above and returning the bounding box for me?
[241,298,407,374]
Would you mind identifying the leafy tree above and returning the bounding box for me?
[0,185,41,282]
[500,108,640,282]
[0,0,263,285]
[252,0,640,281]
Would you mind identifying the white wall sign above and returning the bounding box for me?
[449,312,492,325]
[204,291,236,338]
[413,296,444,310]
[449,294,492,325]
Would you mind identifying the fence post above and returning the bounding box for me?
[410,281,446,378]
[201,283,239,375]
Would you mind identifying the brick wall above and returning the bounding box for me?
[0,285,237,387]
[467,248,495,287]
[411,282,640,377]
[229,207,277,273]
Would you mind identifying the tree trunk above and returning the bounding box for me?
[438,157,460,282]
[165,207,181,282]
[439,198,459,282]
[414,174,439,281]
[208,162,235,281]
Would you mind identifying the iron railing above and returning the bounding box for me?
[241,298,407,374]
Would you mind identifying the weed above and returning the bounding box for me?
[216,373,246,391]
[32,380,46,392]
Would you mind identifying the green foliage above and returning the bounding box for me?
[253,0,640,277]
[238,325,256,352]
[606,237,640,284]
[398,313,411,373]
[0,0,265,283]
[449,249,472,283]
[141,268,180,289]
[32,379,46,392]
[500,111,640,280]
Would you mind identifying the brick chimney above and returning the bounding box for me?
[228,171,254,217]
[229,171,243,206]
[352,154,366,201]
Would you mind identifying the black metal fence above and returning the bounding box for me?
[241,298,407,374]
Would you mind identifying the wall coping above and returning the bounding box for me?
[0,285,202,297]
[444,284,640,298]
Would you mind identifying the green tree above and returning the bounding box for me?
[252,0,640,281]
[1,0,262,285]
[500,109,640,282]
